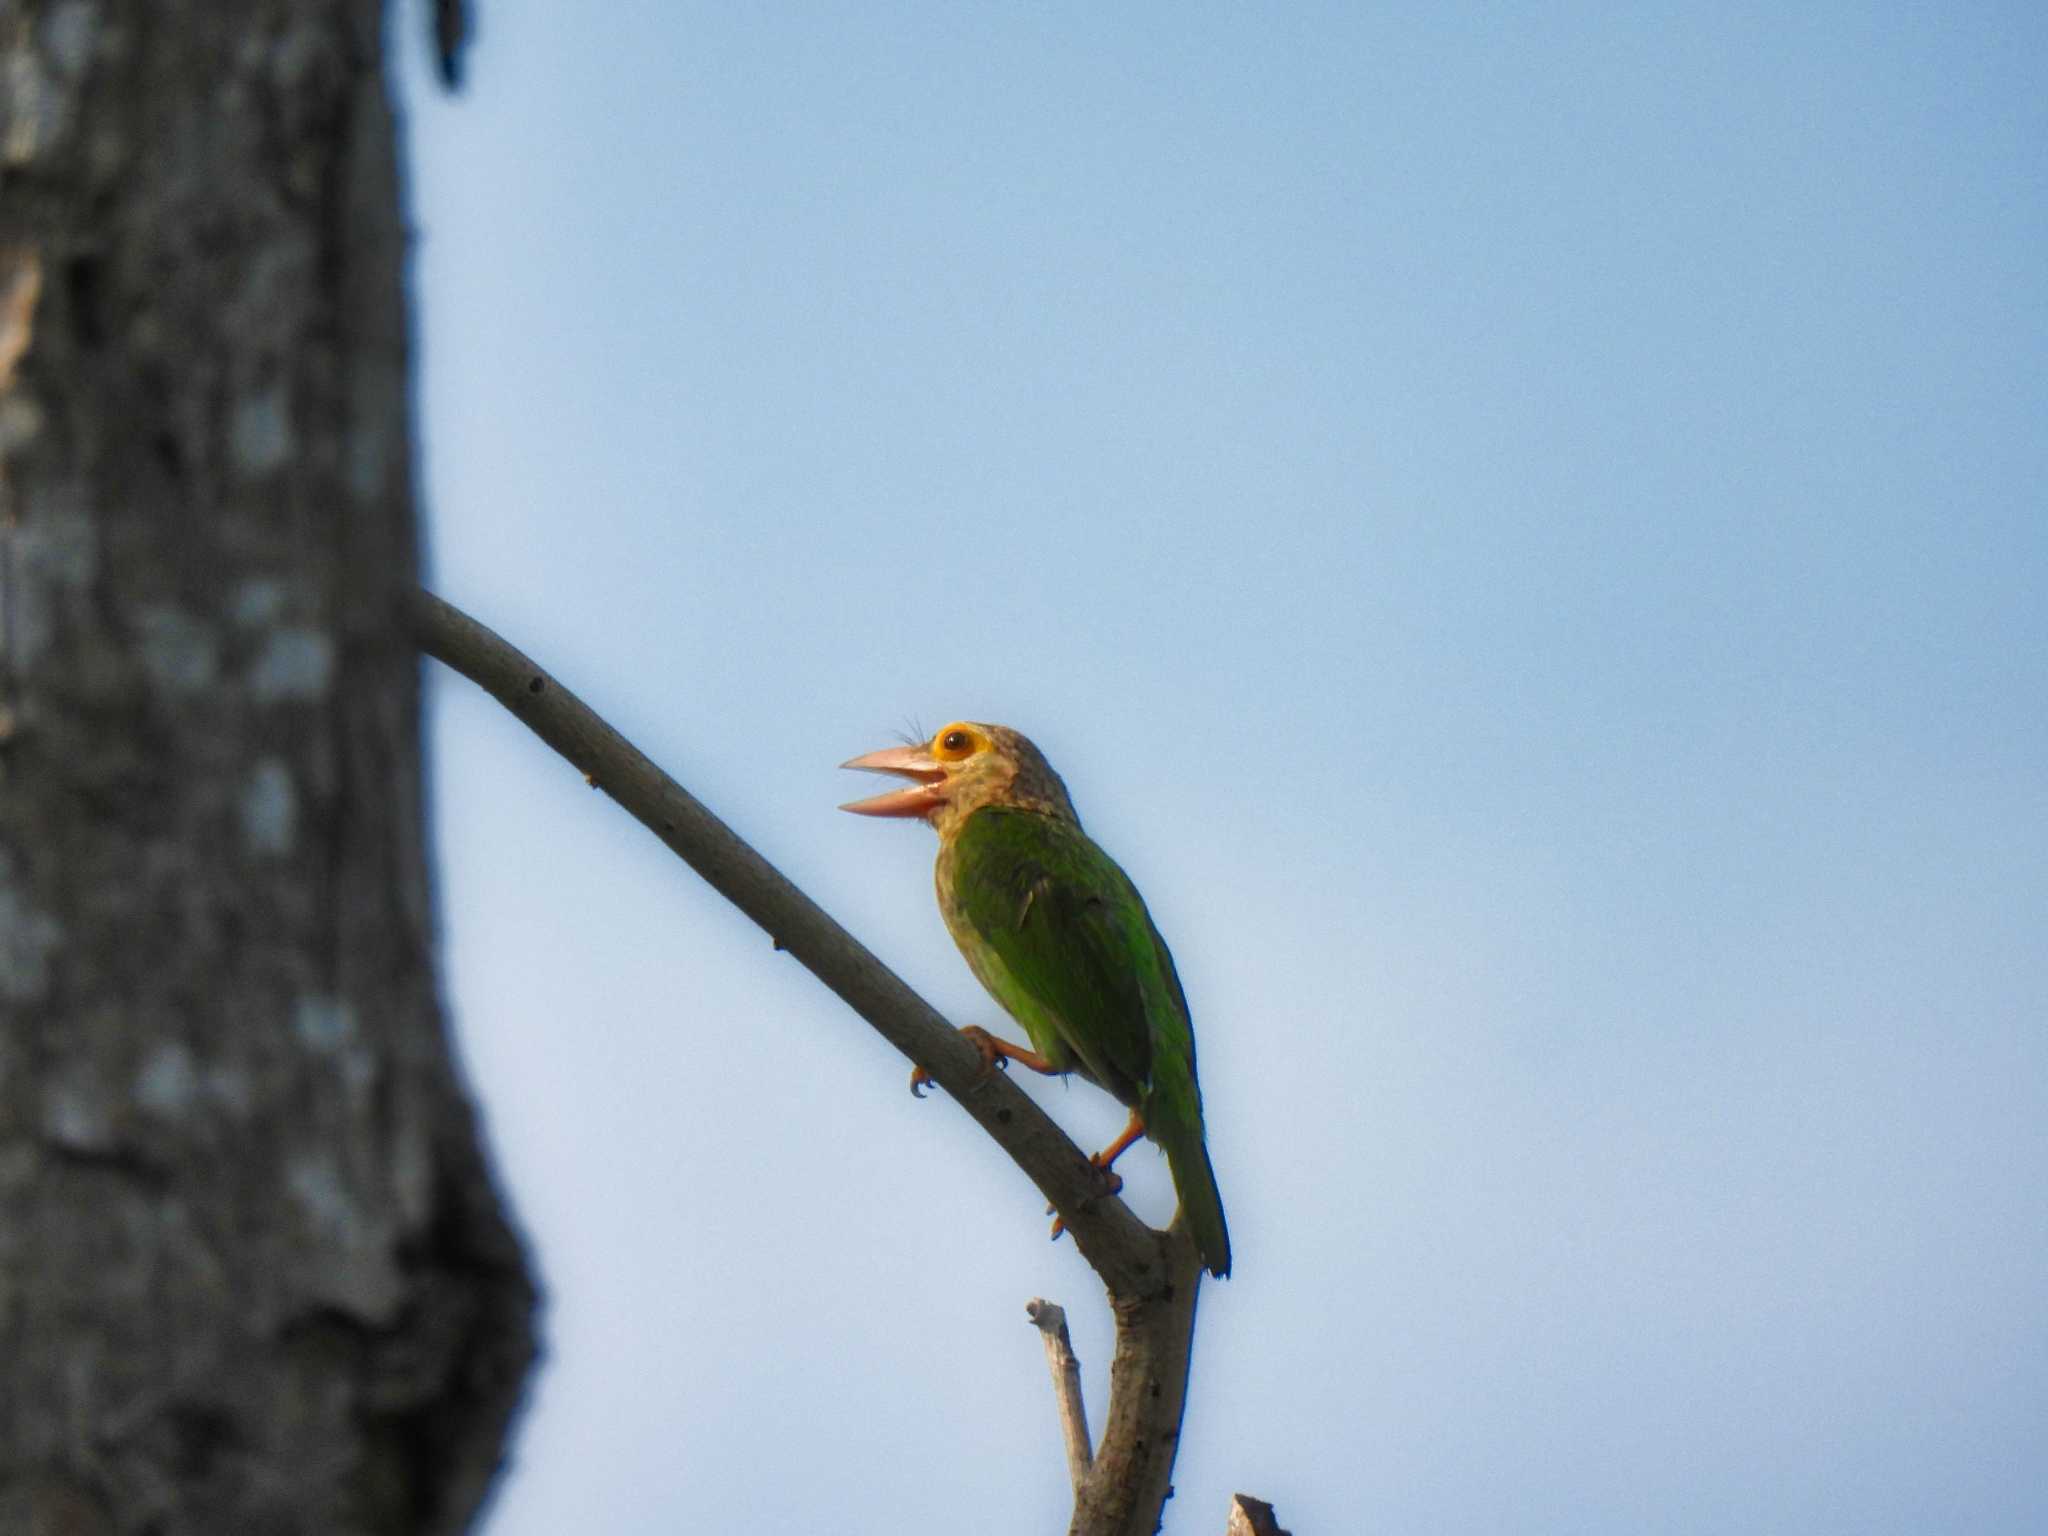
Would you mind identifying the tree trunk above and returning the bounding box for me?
[0,3,537,1532]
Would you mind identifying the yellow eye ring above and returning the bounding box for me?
[934,724,978,760]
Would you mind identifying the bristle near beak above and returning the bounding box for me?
[839,744,949,818]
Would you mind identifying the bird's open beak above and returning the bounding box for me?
[839,744,949,818]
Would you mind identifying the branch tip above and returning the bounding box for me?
[1025,1296,1091,1493]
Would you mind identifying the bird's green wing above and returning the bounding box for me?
[946,807,1173,1103]
[948,805,1230,1276]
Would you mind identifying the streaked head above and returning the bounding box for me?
[840,720,1077,835]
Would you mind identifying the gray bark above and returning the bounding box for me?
[0,4,537,1533]
[1025,1300,1093,1496]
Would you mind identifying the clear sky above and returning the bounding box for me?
[395,5,2046,1533]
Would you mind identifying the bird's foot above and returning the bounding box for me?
[1046,1152,1127,1242]
[1088,1149,1128,1198]
[908,1024,1015,1097]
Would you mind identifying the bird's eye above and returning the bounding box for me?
[934,725,977,760]
[941,729,971,754]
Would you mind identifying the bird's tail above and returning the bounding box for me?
[1158,1116,1231,1279]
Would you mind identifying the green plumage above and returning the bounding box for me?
[938,805,1232,1278]
[841,721,1232,1276]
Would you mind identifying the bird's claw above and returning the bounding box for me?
[908,1025,1013,1098]
[1046,1155,1126,1242]
[958,1024,1011,1076]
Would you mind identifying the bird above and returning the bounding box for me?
[840,720,1231,1278]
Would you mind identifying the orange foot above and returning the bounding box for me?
[910,1025,1059,1097]
[1048,1111,1146,1241]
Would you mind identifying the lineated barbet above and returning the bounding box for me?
[841,721,1231,1278]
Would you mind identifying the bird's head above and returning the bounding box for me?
[840,720,1077,836]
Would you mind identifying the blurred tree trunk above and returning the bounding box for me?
[0,3,537,1533]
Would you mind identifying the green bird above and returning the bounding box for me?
[841,720,1231,1278]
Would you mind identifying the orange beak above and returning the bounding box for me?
[839,744,949,818]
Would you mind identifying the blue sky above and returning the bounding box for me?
[396,6,2046,1532]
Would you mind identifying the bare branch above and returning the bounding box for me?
[1027,1299,1093,1493]
[404,587,1166,1294]
[406,588,1218,1535]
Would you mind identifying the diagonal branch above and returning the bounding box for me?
[404,588,1167,1293]
[404,588,1209,1533]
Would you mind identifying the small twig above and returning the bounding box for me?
[430,0,470,88]
[1026,1299,1092,1492]
[1225,1494,1291,1536]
